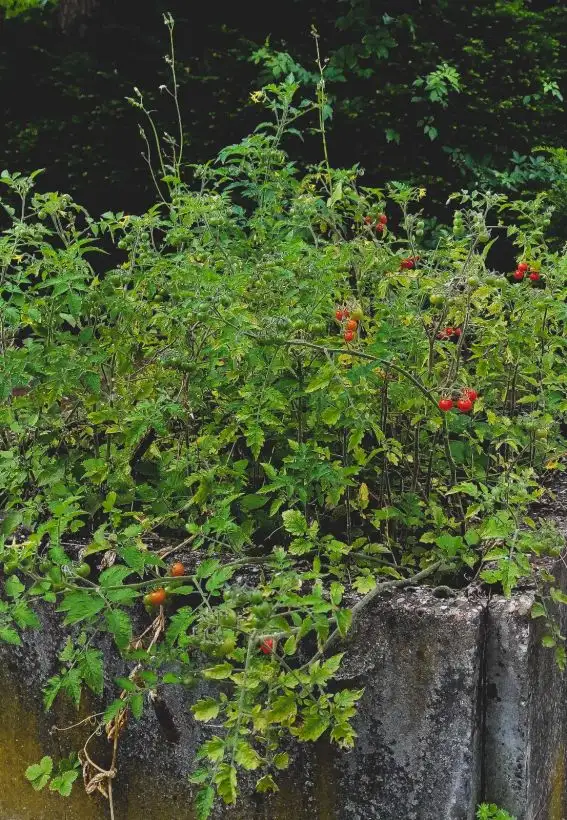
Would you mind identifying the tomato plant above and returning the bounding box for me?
[1,21,567,820]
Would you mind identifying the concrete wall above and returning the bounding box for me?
[0,584,565,820]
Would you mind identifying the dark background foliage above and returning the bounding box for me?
[1,0,567,217]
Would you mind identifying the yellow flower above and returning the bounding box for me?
[250,91,264,104]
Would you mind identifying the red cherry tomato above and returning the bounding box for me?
[513,270,525,281]
[260,638,274,654]
[364,216,373,225]
[335,309,345,321]
[529,271,540,281]
[462,388,478,402]
[148,588,167,606]
[170,562,185,578]
[376,223,384,233]
[438,398,453,412]
[379,214,388,225]
[345,319,358,331]
[453,328,462,337]
[457,398,473,413]
[343,330,355,342]
[517,262,529,273]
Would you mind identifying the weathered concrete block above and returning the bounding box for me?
[484,592,567,820]
[1,584,566,819]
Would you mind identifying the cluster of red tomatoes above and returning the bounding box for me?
[512,262,540,282]
[438,388,478,414]
[364,213,388,234]
[400,256,420,270]
[437,326,462,341]
[335,305,363,342]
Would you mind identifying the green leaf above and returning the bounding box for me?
[273,752,290,770]
[78,649,104,695]
[335,608,353,637]
[202,662,233,680]
[98,566,133,587]
[195,786,215,820]
[214,764,237,805]
[196,559,220,580]
[57,591,105,625]
[25,756,53,790]
[235,741,262,770]
[305,370,332,393]
[282,509,308,536]
[0,626,21,645]
[192,698,220,722]
[130,693,144,719]
[4,575,25,598]
[330,582,344,606]
[293,712,330,741]
[353,575,376,594]
[530,602,546,619]
[11,602,40,629]
[49,769,79,797]
[105,609,132,650]
[197,737,225,763]
[542,635,556,648]
[255,774,279,793]
[269,694,297,724]
[321,406,341,426]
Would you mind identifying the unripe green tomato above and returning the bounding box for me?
[415,228,424,239]
[430,294,445,307]
[535,428,548,440]
[76,562,91,578]
[249,591,263,604]
[467,276,480,287]
[252,602,271,619]
[312,322,326,334]
[478,232,490,243]
[350,307,364,322]
[220,295,231,308]
[416,220,425,231]
[48,567,63,585]
[292,319,306,331]
[220,610,237,628]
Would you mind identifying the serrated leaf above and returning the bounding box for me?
[353,575,376,594]
[0,626,21,645]
[273,752,290,770]
[335,608,353,637]
[11,602,40,629]
[202,662,233,680]
[256,774,279,793]
[268,694,297,724]
[195,785,215,820]
[98,566,133,587]
[78,649,104,695]
[321,406,341,426]
[293,712,330,741]
[49,769,79,797]
[130,693,144,719]
[330,582,344,607]
[214,764,237,805]
[192,698,220,722]
[235,741,262,770]
[57,591,105,625]
[282,509,308,536]
[105,609,132,650]
[197,737,225,763]
[4,575,25,598]
[531,602,546,619]
[196,559,220,580]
